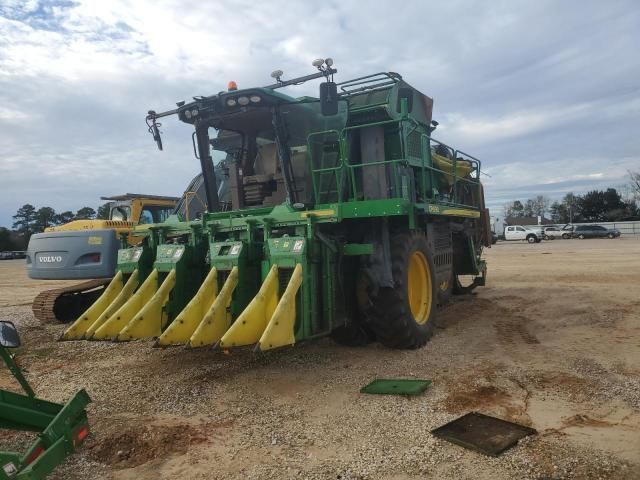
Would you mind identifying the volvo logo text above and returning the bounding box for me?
[39,255,63,263]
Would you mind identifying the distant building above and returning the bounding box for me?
[505,216,553,226]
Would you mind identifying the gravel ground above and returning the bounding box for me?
[0,237,639,479]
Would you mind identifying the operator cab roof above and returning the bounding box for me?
[100,194,180,202]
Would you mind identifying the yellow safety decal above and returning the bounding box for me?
[60,271,124,340]
[300,209,335,218]
[88,236,103,245]
[117,269,176,341]
[189,267,239,348]
[257,263,302,352]
[156,268,219,347]
[440,209,481,218]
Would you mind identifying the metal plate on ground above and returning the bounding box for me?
[431,412,536,456]
[360,379,432,395]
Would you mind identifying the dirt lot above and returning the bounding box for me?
[1,237,639,479]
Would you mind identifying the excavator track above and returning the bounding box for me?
[32,278,112,324]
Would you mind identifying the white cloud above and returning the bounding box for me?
[0,0,639,226]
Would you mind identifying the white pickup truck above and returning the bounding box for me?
[504,225,544,243]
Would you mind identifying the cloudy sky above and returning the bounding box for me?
[1,0,639,227]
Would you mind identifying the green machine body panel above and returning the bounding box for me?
[209,240,260,319]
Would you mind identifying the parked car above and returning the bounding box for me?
[0,251,26,260]
[504,225,544,243]
[572,225,621,239]
[542,226,567,240]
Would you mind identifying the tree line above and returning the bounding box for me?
[504,187,639,224]
[1,203,110,251]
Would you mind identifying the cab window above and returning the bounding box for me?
[156,207,173,223]
[139,206,174,224]
[138,209,155,225]
[110,206,131,221]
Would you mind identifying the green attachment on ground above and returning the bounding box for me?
[360,378,432,395]
[1,321,91,480]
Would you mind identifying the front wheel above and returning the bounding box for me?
[607,233,615,239]
[562,233,570,239]
[578,234,585,239]
[367,232,437,349]
[526,235,536,244]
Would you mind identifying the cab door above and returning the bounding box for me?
[514,226,527,240]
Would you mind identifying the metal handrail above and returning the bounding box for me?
[307,116,482,208]
[337,72,402,96]
[307,129,345,203]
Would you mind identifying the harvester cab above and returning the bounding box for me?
[63,59,489,352]
[0,321,90,479]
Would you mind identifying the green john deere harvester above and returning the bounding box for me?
[61,59,490,352]
[1,321,90,480]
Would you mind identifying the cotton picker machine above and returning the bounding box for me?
[60,59,490,352]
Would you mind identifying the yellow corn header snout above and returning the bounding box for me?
[62,261,303,353]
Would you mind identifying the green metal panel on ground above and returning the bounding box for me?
[360,379,432,395]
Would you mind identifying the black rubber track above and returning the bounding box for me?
[367,231,437,349]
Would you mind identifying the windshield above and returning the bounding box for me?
[138,206,173,224]
[209,100,348,208]
[110,206,131,221]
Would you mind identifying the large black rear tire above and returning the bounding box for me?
[368,232,437,349]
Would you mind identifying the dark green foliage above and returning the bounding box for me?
[629,170,640,197]
[54,211,74,224]
[12,204,37,239]
[96,203,111,220]
[0,227,17,251]
[34,206,57,232]
[512,189,638,223]
[505,196,550,219]
[75,207,96,220]
[579,188,634,222]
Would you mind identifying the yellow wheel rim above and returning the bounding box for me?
[407,251,432,325]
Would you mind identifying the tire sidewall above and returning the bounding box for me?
[368,232,438,349]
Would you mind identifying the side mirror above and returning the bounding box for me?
[0,321,21,348]
[319,81,338,116]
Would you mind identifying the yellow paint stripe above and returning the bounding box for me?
[440,209,481,218]
[300,209,335,218]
